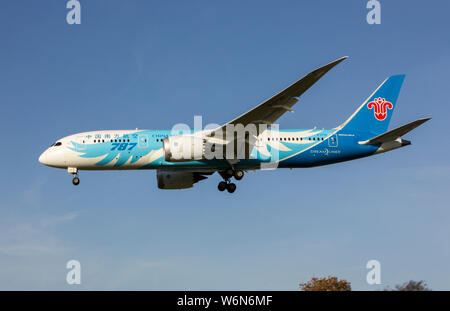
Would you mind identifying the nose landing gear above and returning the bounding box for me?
[68,167,80,186]
[72,176,80,186]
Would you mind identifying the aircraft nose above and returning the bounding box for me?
[38,150,48,165]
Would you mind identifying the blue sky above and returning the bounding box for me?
[0,0,449,290]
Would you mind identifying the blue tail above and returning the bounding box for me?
[340,75,405,137]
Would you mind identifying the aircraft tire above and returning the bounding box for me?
[218,181,227,191]
[234,170,244,180]
[72,177,80,186]
[227,183,236,193]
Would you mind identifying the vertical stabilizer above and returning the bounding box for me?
[339,75,405,137]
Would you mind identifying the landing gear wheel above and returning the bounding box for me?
[234,170,244,180]
[218,181,227,192]
[226,183,236,193]
[72,176,80,186]
[226,169,234,178]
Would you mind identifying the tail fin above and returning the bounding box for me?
[339,75,405,137]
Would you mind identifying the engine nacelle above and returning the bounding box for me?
[156,170,207,189]
[162,135,204,162]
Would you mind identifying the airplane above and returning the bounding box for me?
[38,56,430,193]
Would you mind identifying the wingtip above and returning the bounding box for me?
[414,117,431,126]
[325,56,348,67]
[332,56,349,64]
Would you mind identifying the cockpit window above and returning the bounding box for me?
[54,142,62,147]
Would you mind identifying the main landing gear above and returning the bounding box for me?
[218,169,244,193]
[68,167,80,186]
[218,181,236,193]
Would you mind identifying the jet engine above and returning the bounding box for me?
[156,170,207,189]
[162,135,205,162]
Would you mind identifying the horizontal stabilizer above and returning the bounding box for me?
[359,118,431,145]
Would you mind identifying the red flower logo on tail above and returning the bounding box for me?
[367,97,393,121]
